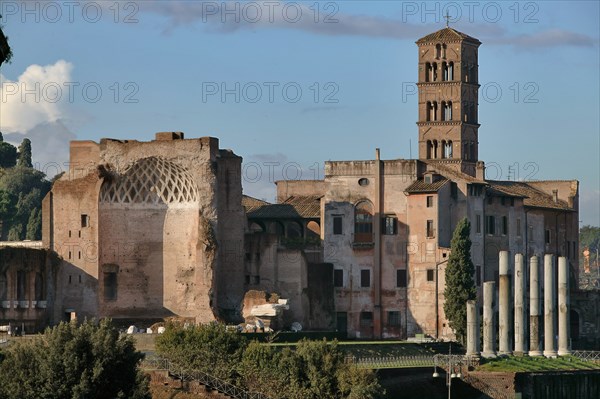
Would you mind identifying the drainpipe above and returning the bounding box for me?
[374,148,382,339]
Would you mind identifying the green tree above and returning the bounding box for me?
[17,138,33,168]
[443,217,477,344]
[7,223,23,241]
[26,207,41,240]
[580,225,600,265]
[0,139,17,169]
[0,319,150,399]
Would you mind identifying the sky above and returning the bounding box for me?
[0,0,598,226]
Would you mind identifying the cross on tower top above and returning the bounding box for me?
[444,11,451,27]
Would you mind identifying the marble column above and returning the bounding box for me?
[529,256,542,356]
[499,251,512,356]
[514,253,526,355]
[544,254,557,358]
[482,281,496,358]
[558,256,571,356]
[466,300,480,357]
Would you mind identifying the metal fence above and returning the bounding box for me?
[572,351,600,363]
[346,355,435,369]
[141,356,270,399]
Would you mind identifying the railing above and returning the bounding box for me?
[141,356,271,399]
[346,355,435,369]
[572,351,600,363]
[434,354,478,369]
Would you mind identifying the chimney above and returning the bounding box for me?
[552,189,558,203]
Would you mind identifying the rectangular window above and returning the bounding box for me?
[502,216,508,235]
[253,276,260,285]
[510,198,515,207]
[81,214,89,228]
[360,311,373,327]
[426,269,435,282]
[361,269,371,288]
[334,269,344,288]
[486,216,496,235]
[383,216,397,235]
[426,196,434,207]
[103,272,117,301]
[396,269,407,288]
[545,229,551,244]
[388,311,401,326]
[476,265,481,286]
[476,214,481,234]
[516,218,521,237]
[426,220,435,238]
[333,216,343,235]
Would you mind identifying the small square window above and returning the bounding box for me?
[361,269,371,288]
[334,269,344,288]
[388,311,401,326]
[426,269,435,282]
[360,311,373,327]
[396,269,407,288]
[81,214,90,228]
[333,216,343,235]
[426,196,434,207]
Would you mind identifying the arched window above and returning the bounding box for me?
[440,101,446,121]
[442,62,448,81]
[306,221,320,239]
[445,140,453,158]
[447,101,453,120]
[433,140,439,159]
[436,43,441,59]
[470,142,476,160]
[448,62,454,80]
[426,102,432,121]
[440,140,446,158]
[425,62,431,82]
[249,222,265,233]
[464,142,469,160]
[427,140,433,159]
[432,62,438,81]
[432,101,438,121]
[354,201,373,243]
[442,44,447,59]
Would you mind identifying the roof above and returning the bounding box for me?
[405,177,449,193]
[416,27,481,45]
[245,195,321,219]
[242,195,270,213]
[421,160,487,184]
[487,181,574,211]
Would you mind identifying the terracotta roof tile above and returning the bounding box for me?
[245,195,321,219]
[487,181,574,211]
[405,177,449,193]
[242,195,270,213]
[416,27,481,45]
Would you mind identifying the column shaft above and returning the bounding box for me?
[544,254,557,357]
[499,251,512,356]
[482,281,496,358]
[514,253,526,355]
[558,256,571,356]
[466,300,480,357]
[529,256,542,356]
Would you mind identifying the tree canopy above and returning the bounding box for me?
[0,319,150,399]
[443,217,477,344]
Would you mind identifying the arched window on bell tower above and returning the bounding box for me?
[446,140,453,158]
[425,62,431,82]
[426,102,432,121]
[432,101,438,121]
[446,101,453,120]
[433,140,439,159]
[436,43,441,59]
[427,140,433,159]
[440,140,446,158]
[448,62,454,80]
[432,62,438,81]
[442,44,447,59]
[440,101,446,121]
[442,62,448,81]
[464,142,469,160]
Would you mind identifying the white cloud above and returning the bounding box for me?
[1,60,73,133]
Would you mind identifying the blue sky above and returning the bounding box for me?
[0,0,598,225]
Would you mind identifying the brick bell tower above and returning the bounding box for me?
[416,26,483,178]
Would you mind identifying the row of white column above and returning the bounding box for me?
[466,252,571,358]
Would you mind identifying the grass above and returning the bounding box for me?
[477,355,600,372]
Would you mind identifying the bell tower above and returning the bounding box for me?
[416,27,482,177]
